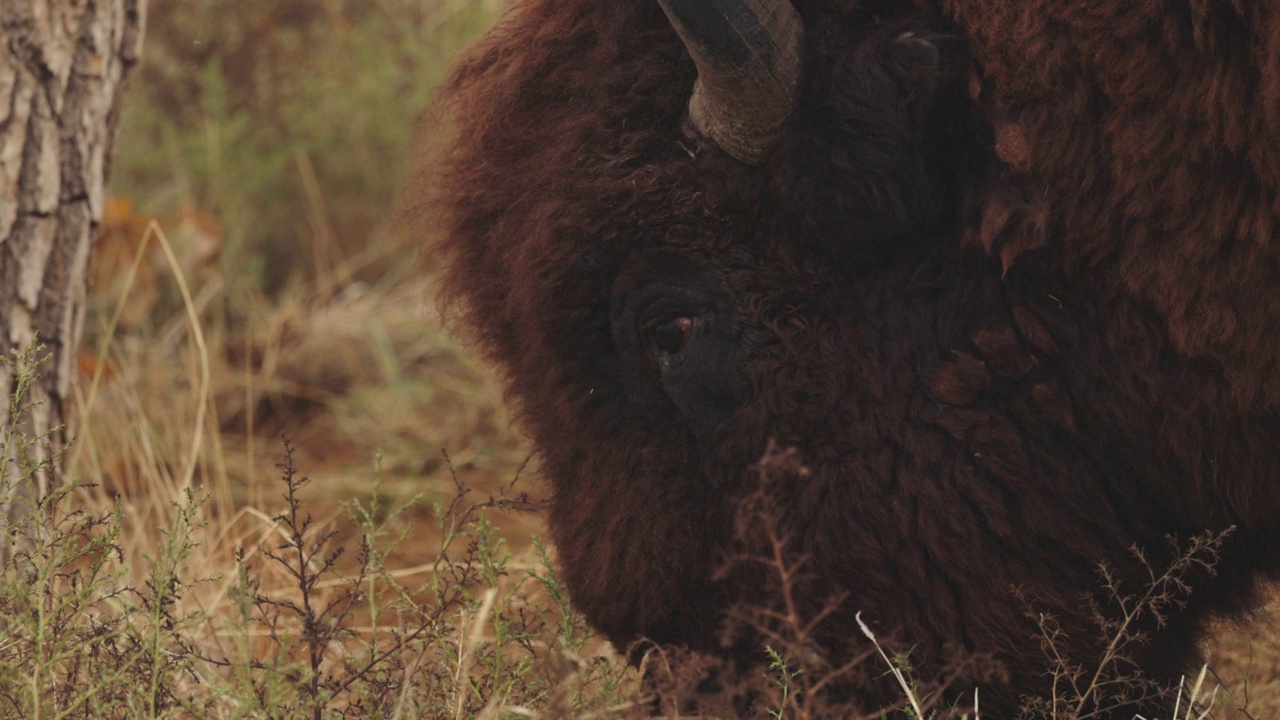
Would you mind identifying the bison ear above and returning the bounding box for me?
[887,33,943,127]
[890,32,967,133]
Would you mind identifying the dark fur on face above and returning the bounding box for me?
[420,0,1280,715]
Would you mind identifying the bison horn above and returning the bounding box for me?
[657,0,805,165]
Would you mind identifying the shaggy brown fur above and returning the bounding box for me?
[422,0,1280,715]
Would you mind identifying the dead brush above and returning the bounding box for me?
[174,440,636,719]
[1,337,636,719]
[1018,531,1231,720]
[636,442,1243,720]
[637,441,998,720]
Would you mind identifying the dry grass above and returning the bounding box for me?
[1202,594,1280,718]
[5,154,1278,720]
[0,244,638,717]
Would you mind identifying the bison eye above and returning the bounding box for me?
[652,317,693,354]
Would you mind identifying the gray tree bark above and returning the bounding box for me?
[0,0,145,560]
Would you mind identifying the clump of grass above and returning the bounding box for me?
[0,341,206,717]
[3,344,639,717]
[3,331,1273,719]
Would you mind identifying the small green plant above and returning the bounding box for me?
[1,341,61,554]
[766,644,803,719]
[0,342,213,718]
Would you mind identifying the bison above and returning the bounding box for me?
[423,0,1280,715]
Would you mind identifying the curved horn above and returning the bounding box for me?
[657,0,804,165]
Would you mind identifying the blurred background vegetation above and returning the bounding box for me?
[91,0,528,507]
[118,0,499,294]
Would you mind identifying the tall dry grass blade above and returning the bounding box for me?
[70,218,159,475]
[296,150,354,300]
[150,220,208,484]
[856,611,926,718]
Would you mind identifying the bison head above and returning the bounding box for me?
[424,0,1280,714]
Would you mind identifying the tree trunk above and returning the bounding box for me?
[0,0,145,560]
